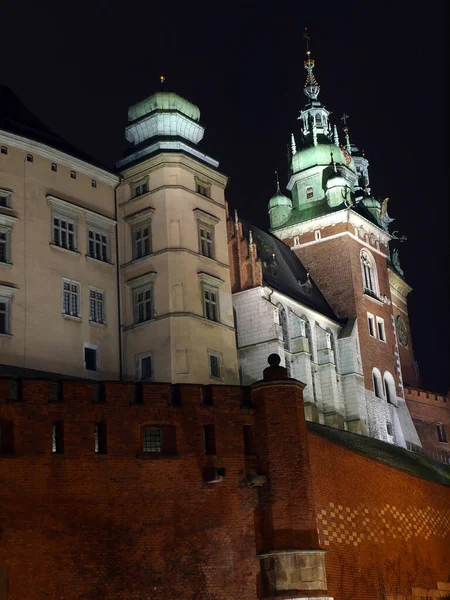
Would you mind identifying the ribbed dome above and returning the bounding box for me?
[269,191,292,210]
[292,143,355,174]
[128,91,200,123]
[326,174,349,190]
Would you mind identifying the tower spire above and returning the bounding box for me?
[303,28,320,101]
[275,170,280,193]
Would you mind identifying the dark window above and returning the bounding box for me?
[199,226,214,258]
[140,356,152,380]
[386,422,393,436]
[437,423,448,443]
[94,422,107,454]
[49,381,63,403]
[91,179,97,188]
[0,420,14,454]
[196,182,210,197]
[51,420,64,453]
[134,286,152,323]
[203,424,216,455]
[70,170,76,179]
[204,288,218,322]
[26,154,33,162]
[133,181,149,197]
[243,425,256,455]
[209,354,220,379]
[84,347,97,371]
[54,217,75,251]
[132,225,151,259]
[142,427,162,452]
[306,186,314,199]
[0,146,7,154]
[368,316,375,337]
[63,281,79,316]
[51,163,57,172]
[0,300,7,334]
[373,373,383,399]
[0,195,8,208]
[377,320,386,342]
[88,229,108,262]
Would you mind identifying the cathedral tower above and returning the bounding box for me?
[116,87,239,384]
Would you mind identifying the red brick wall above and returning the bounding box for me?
[405,388,450,460]
[391,298,418,388]
[309,431,450,600]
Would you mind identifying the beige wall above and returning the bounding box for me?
[118,153,239,384]
[0,131,121,379]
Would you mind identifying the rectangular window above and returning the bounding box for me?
[132,224,151,260]
[243,425,256,455]
[94,422,107,454]
[62,280,80,317]
[0,227,11,263]
[88,228,109,262]
[84,345,98,372]
[208,351,222,379]
[437,423,448,443]
[26,154,33,163]
[89,289,105,324]
[203,424,216,455]
[377,317,386,342]
[53,215,76,251]
[0,146,7,154]
[199,225,214,258]
[91,179,97,188]
[51,420,64,453]
[51,163,57,172]
[0,192,10,208]
[142,427,162,453]
[132,179,149,198]
[70,170,76,179]
[314,230,321,240]
[203,287,219,322]
[139,355,153,380]
[306,186,314,199]
[196,182,210,197]
[133,285,153,324]
[367,313,375,338]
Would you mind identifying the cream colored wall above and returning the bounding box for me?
[0,135,120,379]
[119,153,239,384]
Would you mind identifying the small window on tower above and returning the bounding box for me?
[315,114,322,125]
[306,186,314,199]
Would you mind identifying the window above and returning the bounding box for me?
[278,304,289,350]
[132,224,151,259]
[84,344,98,372]
[361,249,378,296]
[367,313,375,338]
[0,146,7,154]
[195,181,210,197]
[203,287,218,321]
[91,179,97,188]
[70,170,76,179]
[208,350,222,379]
[136,353,153,381]
[94,422,107,454]
[377,317,386,342]
[62,280,80,317]
[0,288,15,334]
[386,422,393,436]
[89,289,105,324]
[199,225,214,258]
[0,190,10,208]
[26,154,33,163]
[131,179,149,198]
[372,368,383,399]
[0,227,11,263]
[53,215,76,251]
[306,186,314,199]
[142,427,162,452]
[88,228,109,262]
[437,423,448,443]
[314,230,321,240]
[383,371,398,407]
[243,425,256,455]
[133,284,153,324]
[51,163,57,172]
[203,424,216,455]
[51,421,64,453]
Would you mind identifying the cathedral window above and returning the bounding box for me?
[360,250,379,296]
[367,313,375,338]
[372,368,384,399]
[306,186,314,199]
[383,372,397,406]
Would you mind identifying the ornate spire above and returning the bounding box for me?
[290,133,297,154]
[275,170,281,193]
[303,28,320,101]
[333,124,340,147]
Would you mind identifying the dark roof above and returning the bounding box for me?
[0,85,114,173]
[307,421,450,486]
[0,364,81,381]
[240,220,341,322]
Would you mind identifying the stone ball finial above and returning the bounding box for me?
[268,353,281,367]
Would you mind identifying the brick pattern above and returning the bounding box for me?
[227,214,262,293]
[405,387,450,460]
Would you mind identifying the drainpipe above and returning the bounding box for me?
[114,178,123,381]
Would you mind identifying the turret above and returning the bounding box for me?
[268,172,292,228]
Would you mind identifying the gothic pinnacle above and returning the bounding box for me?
[291,133,297,154]
[303,28,320,101]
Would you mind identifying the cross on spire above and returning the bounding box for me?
[341,113,350,126]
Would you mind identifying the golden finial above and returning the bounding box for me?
[160,75,165,85]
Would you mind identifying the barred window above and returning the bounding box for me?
[62,280,80,317]
[142,427,162,453]
[88,228,109,262]
[53,216,76,251]
[89,290,105,324]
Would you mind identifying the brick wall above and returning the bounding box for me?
[405,387,450,460]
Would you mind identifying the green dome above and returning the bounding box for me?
[292,143,355,174]
[268,192,292,211]
[326,174,348,190]
[128,91,201,123]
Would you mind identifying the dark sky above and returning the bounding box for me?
[1,1,448,392]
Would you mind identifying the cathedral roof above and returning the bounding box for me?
[127,91,200,123]
[0,85,113,172]
[240,219,341,322]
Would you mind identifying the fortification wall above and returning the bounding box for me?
[405,387,450,460]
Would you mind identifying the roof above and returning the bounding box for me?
[307,421,450,486]
[240,220,341,322]
[0,85,114,173]
[127,91,200,123]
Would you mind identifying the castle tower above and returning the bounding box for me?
[269,42,421,447]
[116,86,239,384]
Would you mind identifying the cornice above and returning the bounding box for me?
[46,195,116,228]
[116,141,219,171]
[388,267,412,298]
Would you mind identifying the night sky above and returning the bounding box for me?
[2,1,448,392]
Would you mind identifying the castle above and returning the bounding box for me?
[1,42,450,600]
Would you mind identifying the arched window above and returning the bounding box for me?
[306,186,314,200]
[360,250,378,296]
[315,113,322,125]
[278,305,289,350]
[383,372,397,406]
[372,368,383,399]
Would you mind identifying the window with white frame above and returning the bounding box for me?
[376,317,386,342]
[62,279,81,317]
[125,208,154,262]
[0,189,11,208]
[208,350,222,379]
[360,249,378,296]
[87,228,109,262]
[53,215,76,251]
[314,230,321,241]
[0,226,11,264]
[133,285,153,324]
[83,343,99,372]
[136,353,153,381]
[195,180,211,197]
[89,289,105,324]
[367,313,375,338]
[131,178,149,198]
[0,296,10,334]
[372,368,383,399]
[194,209,220,260]
[198,272,221,323]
